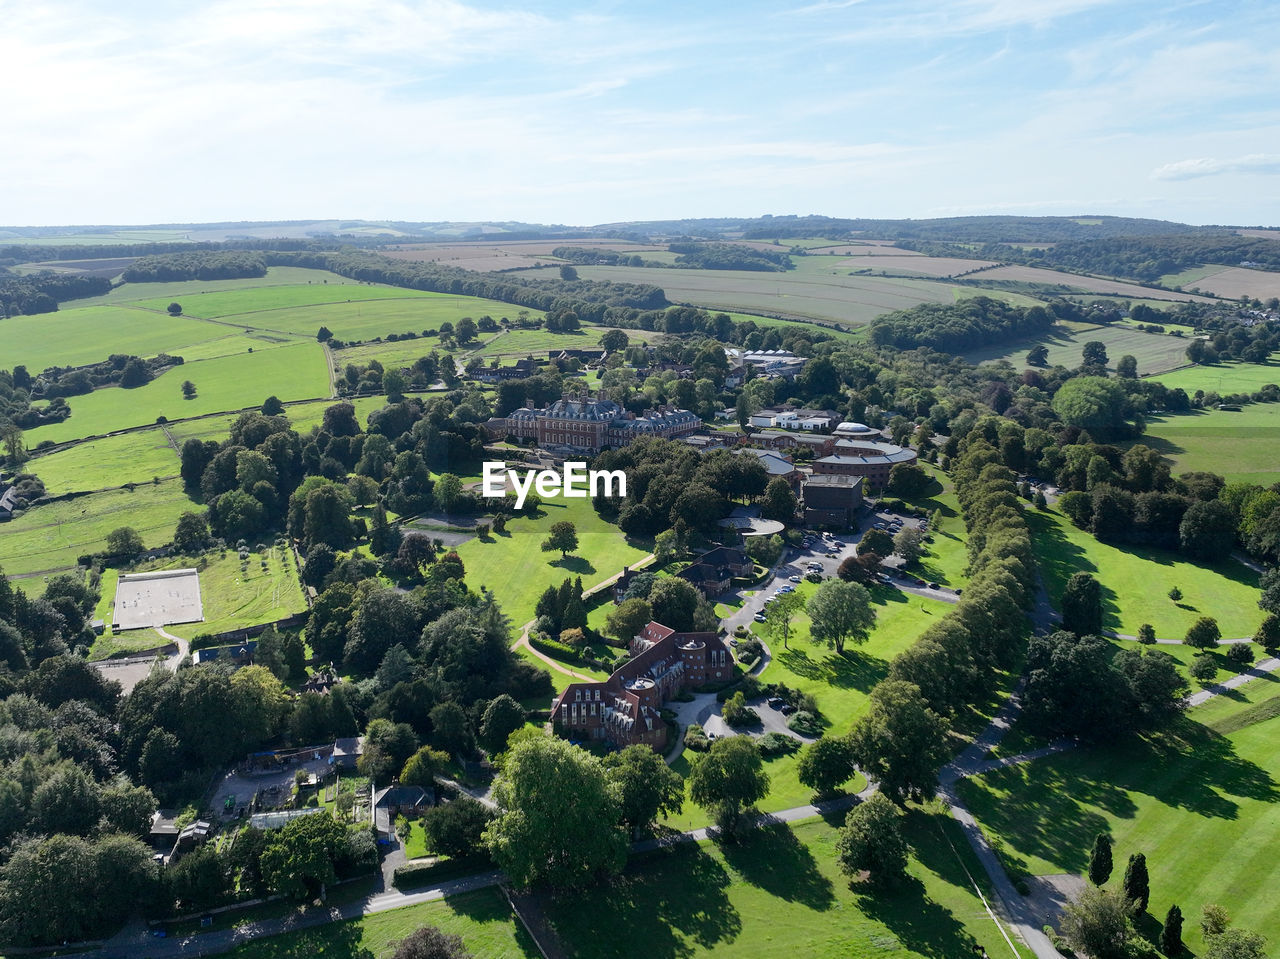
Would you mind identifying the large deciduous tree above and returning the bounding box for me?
[807,579,875,655]
[848,680,948,804]
[541,521,579,559]
[602,745,685,837]
[687,735,769,838]
[835,792,907,885]
[1061,571,1102,636]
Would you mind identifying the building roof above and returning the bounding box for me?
[803,473,866,489]
[735,448,797,475]
[249,807,327,830]
[817,444,916,466]
[699,545,750,567]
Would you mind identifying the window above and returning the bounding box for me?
[590,702,596,715]
[595,689,601,701]
[575,690,581,701]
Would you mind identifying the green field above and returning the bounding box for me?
[1152,360,1280,395]
[1031,506,1262,639]
[962,322,1192,375]
[1160,264,1227,289]
[30,429,180,495]
[898,465,970,589]
[454,496,650,631]
[132,282,437,318]
[575,264,980,328]
[157,546,307,640]
[26,342,330,444]
[3,480,198,578]
[1136,405,1280,486]
[958,678,1280,954]
[71,267,364,307]
[546,814,1026,958]
[221,887,537,958]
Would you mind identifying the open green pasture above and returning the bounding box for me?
[1152,359,1280,395]
[1134,404,1280,486]
[160,546,307,640]
[547,813,1026,958]
[1030,506,1262,639]
[72,267,362,307]
[718,310,864,344]
[27,341,330,444]
[454,495,650,632]
[896,465,970,589]
[963,322,1191,375]
[958,678,1280,955]
[1,305,246,372]
[132,282,432,318]
[30,429,179,495]
[576,264,973,328]
[221,887,538,959]
[2,480,197,578]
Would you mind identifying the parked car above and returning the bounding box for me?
[779,585,795,593]
[780,704,797,715]
[788,575,802,583]
[754,612,767,622]
[767,697,785,710]
[928,582,939,589]
[826,551,839,558]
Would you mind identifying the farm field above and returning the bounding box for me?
[1136,405,1280,486]
[3,480,197,579]
[383,237,666,272]
[160,547,307,641]
[71,266,365,307]
[1,305,246,372]
[974,265,1214,302]
[718,310,864,344]
[546,814,1027,958]
[228,295,535,344]
[161,395,390,448]
[576,264,974,327]
[962,322,1193,375]
[1162,264,1280,300]
[133,282,435,319]
[957,678,1280,955]
[26,341,330,444]
[454,496,650,631]
[1030,506,1263,639]
[221,887,538,958]
[792,250,997,278]
[1151,360,1280,395]
[29,429,179,495]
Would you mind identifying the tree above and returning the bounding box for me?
[303,482,355,550]
[605,598,652,644]
[1061,571,1102,636]
[1255,613,1280,654]
[648,577,702,632]
[317,326,333,342]
[1260,567,1280,614]
[886,463,930,497]
[807,579,875,655]
[1052,376,1137,438]
[760,477,798,523]
[1190,653,1217,682]
[687,735,769,838]
[484,737,627,888]
[429,701,473,757]
[720,690,756,727]
[1,425,27,468]
[1169,585,1183,602]
[1115,354,1138,378]
[558,265,578,281]
[391,925,472,959]
[261,395,285,415]
[400,746,451,788]
[1082,340,1110,368]
[1122,852,1149,913]
[106,526,144,558]
[1137,623,1156,645]
[1060,885,1136,959]
[599,328,629,353]
[1179,499,1236,562]
[1204,930,1268,959]
[892,526,926,564]
[1027,344,1049,366]
[478,694,526,756]
[1201,903,1231,938]
[433,473,464,512]
[422,797,493,859]
[120,357,151,388]
[860,528,894,557]
[761,590,805,650]
[602,745,685,837]
[1184,616,1221,651]
[1088,832,1113,885]
[836,792,907,885]
[259,811,346,900]
[173,511,210,553]
[796,734,856,799]
[848,680,949,804]
[541,521,579,559]
[1161,904,1184,956]
[167,301,182,315]
[181,379,197,399]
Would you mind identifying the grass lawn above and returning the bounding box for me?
[454,497,649,632]
[962,322,1191,376]
[157,546,308,640]
[131,281,436,319]
[546,813,1027,958]
[1030,505,1262,639]
[1152,360,1280,396]
[221,887,538,958]
[2,480,198,578]
[29,429,180,495]
[71,267,361,307]
[958,676,1280,955]
[1133,403,1280,486]
[897,465,970,589]
[27,341,331,444]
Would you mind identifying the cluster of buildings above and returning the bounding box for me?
[552,621,733,750]
[485,393,702,453]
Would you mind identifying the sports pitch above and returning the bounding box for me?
[113,568,204,630]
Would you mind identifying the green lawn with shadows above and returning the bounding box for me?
[958,677,1280,955]
[1132,403,1280,487]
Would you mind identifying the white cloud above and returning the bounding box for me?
[1152,154,1280,181]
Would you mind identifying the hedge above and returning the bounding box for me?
[529,635,582,663]
[393,854,493,890]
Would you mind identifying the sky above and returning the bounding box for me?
[2,0,1279,228]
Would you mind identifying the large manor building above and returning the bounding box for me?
[552,621,733,751]
[486,394,701,453]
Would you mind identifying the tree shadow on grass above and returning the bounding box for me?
[852,872,980,958]
[717,822,836,911]
[775,644,887,694]
[1027,509,1123,628]
[545,844,742,958]
[450,888,542,957]
[548,556,596,575]
[237,917,376,959]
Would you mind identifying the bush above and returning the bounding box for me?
[683,724,710,751]
[787,710,822,736]
[529,635,582,662]
[392,854,491,889]
[1226,643,1256,669]
[1190,654,1217,682]
[721,691,758,728]
[757,732,800,756]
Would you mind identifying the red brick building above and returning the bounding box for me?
[551,621,732,751]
